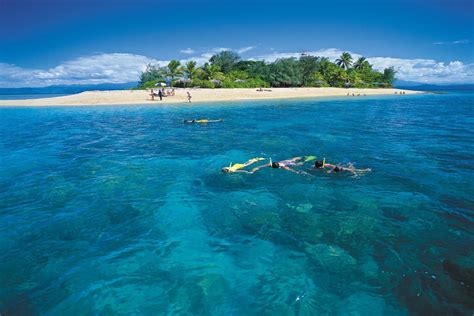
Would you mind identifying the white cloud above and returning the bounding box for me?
[211,47,230,53]
[0,53,167,88]
[181,47,232,64]
[1,49,472,87]
[433,39,471,45]
[252,48,356,63]
[180,48,195,54]
[237,46,254,54]
[254,48,474,84]
[368,57,474,83]
[453,39,471,44]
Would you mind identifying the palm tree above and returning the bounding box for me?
[353,57,369,70]
[166,60,183,80]
[183,61,197,79]
[336,52,353,70]
[203,63,224,80]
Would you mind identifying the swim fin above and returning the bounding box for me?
[303,155,317,162]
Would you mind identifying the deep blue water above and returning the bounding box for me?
[0,94,70,100]
[0,93,473,315]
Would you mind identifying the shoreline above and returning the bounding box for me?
[0,88,423,107]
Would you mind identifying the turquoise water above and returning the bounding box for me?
[0,93,473,315]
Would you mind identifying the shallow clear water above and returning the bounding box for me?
[0,93,473,315]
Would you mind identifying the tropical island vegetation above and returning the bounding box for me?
[137,51,396,89]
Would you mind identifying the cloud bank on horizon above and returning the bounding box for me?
[0,48,472,88]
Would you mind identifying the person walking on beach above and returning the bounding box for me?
[187,91,192,103]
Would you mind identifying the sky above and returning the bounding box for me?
[0,0,473,87]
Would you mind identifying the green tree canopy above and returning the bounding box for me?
[299,55,321,86]
[266,58,302,87]
[166,60,183,80]
[137,53,395,89]
[324,63,348,87]
[382,67,397,85]
[203,63,225,80]
[139,64,166,86]
[209,50,241,73]
[183,61,197,79]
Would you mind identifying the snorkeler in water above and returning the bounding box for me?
[251,156,316,175]
[183,119,223,124]
[332,163,371,175]
[222,157,266,173]
[313,158,371,176]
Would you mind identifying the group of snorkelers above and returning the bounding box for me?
[180,119,371,176]
[222,156,371,176]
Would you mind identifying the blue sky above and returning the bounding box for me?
[1,0,473,87]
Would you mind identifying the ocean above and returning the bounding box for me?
[0,94,70,100]
[0,92,473,314]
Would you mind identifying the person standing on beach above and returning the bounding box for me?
[187,92,192,103]
[158,89,163,101]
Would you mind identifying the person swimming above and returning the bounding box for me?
[313,158,371,176]
[221,157,266,173]
[251,156,315,174]
[333,165,343,172]
[183,119,223,124]
[332,163,371,175]
[314,159,325,168]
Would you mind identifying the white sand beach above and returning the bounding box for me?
[0,88,421,106]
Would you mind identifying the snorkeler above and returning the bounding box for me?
[222,157,266,173]
[183,119,223,124]
[313,158,334,170]
[251,156,316,174]
[313,158,371,176]
[331,163,371,175]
